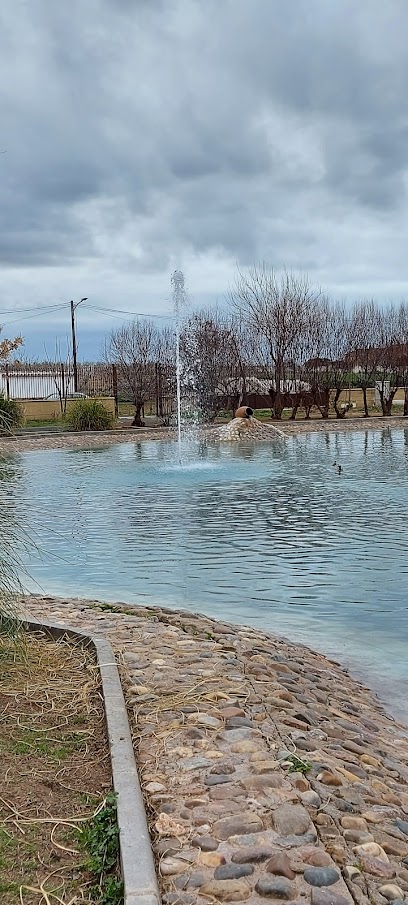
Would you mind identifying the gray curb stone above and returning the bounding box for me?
[22,616,160,905]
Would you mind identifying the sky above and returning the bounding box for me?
[1,0,408,360]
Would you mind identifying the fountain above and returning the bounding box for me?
[171,271,286,450]
[171,270,186,465]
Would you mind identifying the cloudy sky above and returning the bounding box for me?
[1,0,408,359]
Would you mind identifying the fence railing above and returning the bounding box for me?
[0,363,117,402]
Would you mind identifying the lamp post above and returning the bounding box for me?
[70,298,88,392]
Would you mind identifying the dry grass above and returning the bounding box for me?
[0,632,113,904]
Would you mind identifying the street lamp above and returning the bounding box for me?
[70,298,88,392]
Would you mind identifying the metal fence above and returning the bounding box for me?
[0,363,117,401]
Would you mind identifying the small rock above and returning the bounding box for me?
[266,852,296,880]
[232,846,274,864]
[341,816,368,830]
[128,683,150,695]
[317,771,343,786]
[377,836,408,858]
[343,830,374,844]
[252,760,280,774]
[286,770,309,791]
[199,879,251,901]
[210,763,236,775]
[358,856,395,879]
[161,857,191,876]
[213,813,263,841]
[378,885,404,901]
[302,850,332,867]
[194,713,222,729]
[272,803,311,836]
[242,773,283,790]
[396,821,408,837]
[214,864,254,880]
[304,867,340,887]
[145,781,167,793]
[354,842,389,863]
[301,790,321,808]
[192,835,218,851]
[344,866,361,881]
[154,838,182,856]
[199,851,226,867]
[255,877,295,899]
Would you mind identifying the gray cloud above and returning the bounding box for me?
[1,0,408,356]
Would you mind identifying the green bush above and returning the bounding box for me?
[0,394,23,434]
[66,399,114,432]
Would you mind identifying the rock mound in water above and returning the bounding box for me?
[214,416,286,442]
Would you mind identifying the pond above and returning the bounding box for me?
[1,427,408,721]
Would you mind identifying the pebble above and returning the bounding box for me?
[213,813,263,841]
[354,842,389,862]
[255,877,295,899]
[378,885,404,901]
[317,771,343,786]
[191,835,218,851]
[199,851,226,867]
[199,879,251,901]
[303,867,340,887]
[214,864,254,880]
[266,852,296,879]
[194,713,222,729]
[160,857,191,876]
[272,803,311,836]
[396,821,408,837]
[231,846,275,864]
[301,790,321,808]
[358,856,396,878]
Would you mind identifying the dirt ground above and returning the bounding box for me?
[0,632,114,904]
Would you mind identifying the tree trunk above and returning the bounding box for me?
[333,388,343,418]
[362,387,369,417]
[378,388,397,416]
[132,402,145,427]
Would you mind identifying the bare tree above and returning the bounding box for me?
[230,265,320,418]
[375,305,402,416]
[107,319,163,426]
[180,310,234,421]
[348,301,384,417]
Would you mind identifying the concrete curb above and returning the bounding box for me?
[22,616,160,905]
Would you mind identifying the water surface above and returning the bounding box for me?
[1,428,408,721]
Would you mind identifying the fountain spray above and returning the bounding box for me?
[171,270,185,465]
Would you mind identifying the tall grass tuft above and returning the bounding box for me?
[0,459,26,636]
[0,394,24,434]
[66,399,114,432]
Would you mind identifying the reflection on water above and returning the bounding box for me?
[1,429,408,721]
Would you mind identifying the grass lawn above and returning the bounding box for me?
[0,631,122,904]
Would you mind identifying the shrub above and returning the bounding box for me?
[0,394,23,434]
[66,399,114,432]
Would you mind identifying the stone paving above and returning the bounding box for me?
[23,595,408,905]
